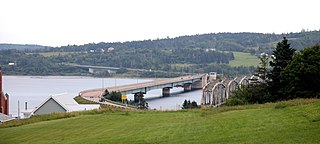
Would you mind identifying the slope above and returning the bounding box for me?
[0,99,319,144]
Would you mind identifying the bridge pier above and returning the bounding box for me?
[162,87,171,97]
[202,74,208,88]
[183,83,192,92]
[191,81,202,90]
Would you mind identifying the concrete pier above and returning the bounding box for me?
[183,84,192,92]
[191,81,202,90]
[162,87,171,97]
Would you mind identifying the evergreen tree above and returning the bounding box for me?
[135,93,148,109]
[280,45,320,99]
[103,89,110,97]
[191,101,198,108]
[268,37,296,100]
[251,52,269,84]
[182,100,188,109]
[182,100,199,109]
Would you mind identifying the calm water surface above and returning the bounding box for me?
[3,76,201,117]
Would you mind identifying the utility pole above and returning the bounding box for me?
[114,78,117,91]
[17,100,20,119]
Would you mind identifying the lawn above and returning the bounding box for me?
[229,52,260,67]
[0,99,319,144]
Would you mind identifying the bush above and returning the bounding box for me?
[230,83,273,104]
[182,100,199,109]
[274,103,288,109]
[104,91,122,102]
[225,97,246,106]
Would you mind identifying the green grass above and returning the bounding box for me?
[74,95,136,109]
[229,52,260,67]
[74,96,98,104]
[37,52,79,57]
[0,99,319,144]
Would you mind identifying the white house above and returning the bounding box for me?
[107,47,115,52]
[0,112,13,123]
[31,93,100,116]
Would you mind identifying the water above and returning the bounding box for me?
[3,76,201,116]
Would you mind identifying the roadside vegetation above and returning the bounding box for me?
[74,96,98,104]
[102,90,148,109]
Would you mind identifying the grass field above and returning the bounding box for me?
[229,52,260,67]
[37,52,79,57]
[0,99,319,144]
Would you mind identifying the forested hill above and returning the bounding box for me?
[2,31,319,53]
[52,30,320,54]
[0,44,47,50]
[1,30,320,77]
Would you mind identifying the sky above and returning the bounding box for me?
[0,0,319,47]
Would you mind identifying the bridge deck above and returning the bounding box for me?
[80,74,204,99]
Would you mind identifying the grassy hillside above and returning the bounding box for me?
[229,52,260,67]
[0,99,319,144]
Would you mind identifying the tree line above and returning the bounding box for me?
[227,38,320,105]
[1,31,320,77]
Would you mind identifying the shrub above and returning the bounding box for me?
[182,100,199,109]
[230,83,273,104]
[274,103,288,109]
[225,97,246,106]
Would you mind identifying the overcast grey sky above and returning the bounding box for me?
[0,0,319,47]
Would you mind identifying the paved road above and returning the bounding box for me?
[65,63,196,74]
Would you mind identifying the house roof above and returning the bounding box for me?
[32,93,100,114]
[0,112,13,123]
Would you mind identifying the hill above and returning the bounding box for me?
[54,31,320,53]
[0,44,47,50]
[1,31,320,77]
[0,99,319,143]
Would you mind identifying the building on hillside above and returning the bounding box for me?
[107,47,115,52]
[0,66,9,116]
[88,68,116,75]
[31,93,100,116]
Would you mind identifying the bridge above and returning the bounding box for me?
[65,63,195,75]
[201,75,254,107]
[80,73,254,109]
[80,74,206,105]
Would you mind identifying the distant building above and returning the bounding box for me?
[0,66,9,116]
[107,47,115,52]
[205,48,216,52]
[31,93,100,116]
[8,63,15,66]
[88,68,116,75]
